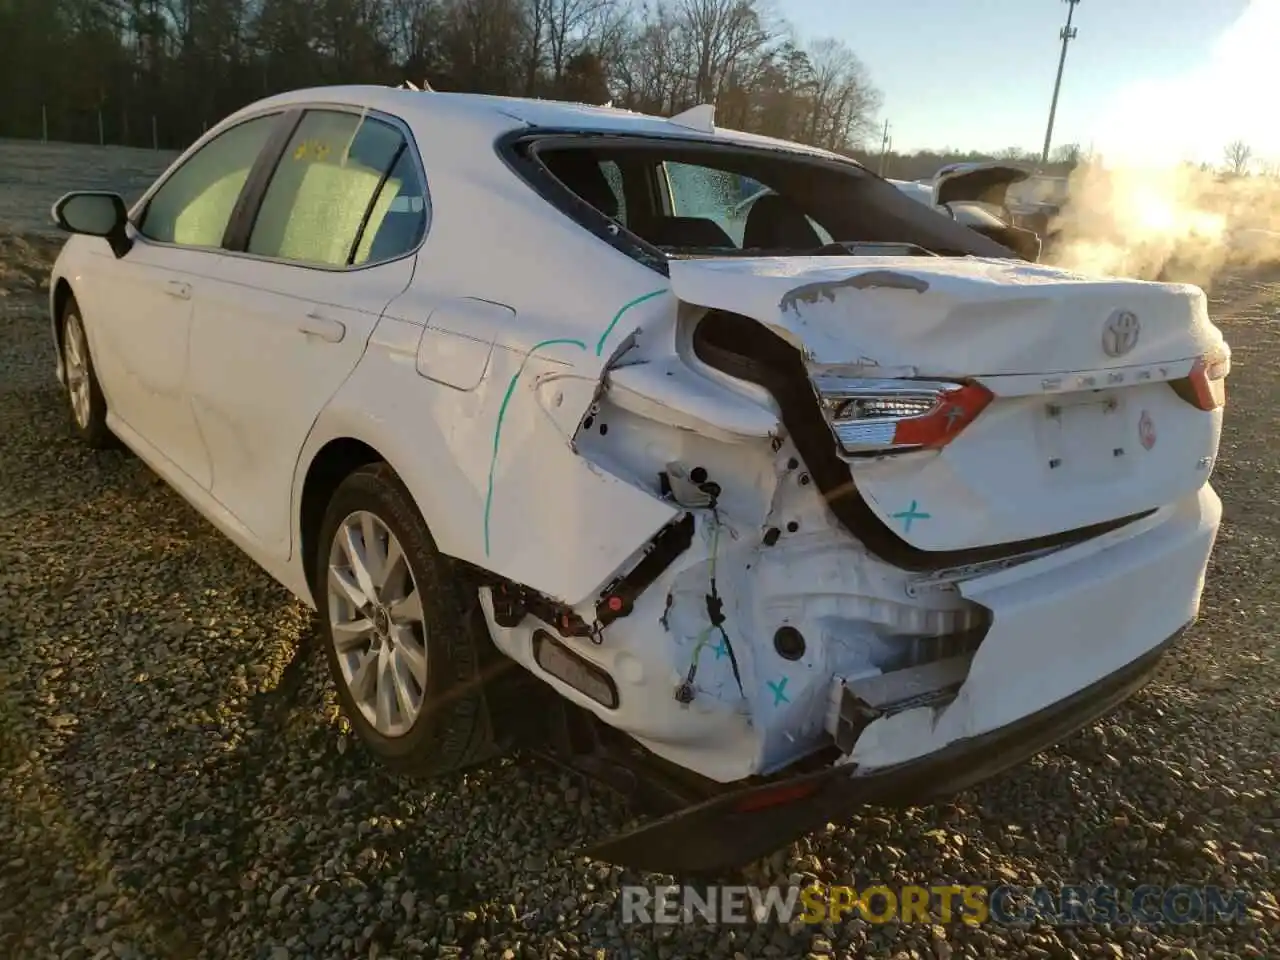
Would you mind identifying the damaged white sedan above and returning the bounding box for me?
[47,85,1228,876]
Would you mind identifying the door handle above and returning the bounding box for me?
[164,279,192,300]
[298,311,346,344]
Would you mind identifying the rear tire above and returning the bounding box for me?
[61,300,114,449]
[315,462,508,777]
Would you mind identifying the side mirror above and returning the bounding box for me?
[51,192,133,258]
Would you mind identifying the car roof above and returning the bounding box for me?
[234,85,857,164]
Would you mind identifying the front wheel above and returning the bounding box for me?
[315,463,506,777]
[61,301,114,448]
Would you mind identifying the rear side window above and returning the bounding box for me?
[664,161,750,243]
[665,161,832,247]
[248,110,427,267]
[352,150,427,265]
[139,114,278,248]
[599,160,627,225]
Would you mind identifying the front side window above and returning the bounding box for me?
[248,110,426,267]
[138,114,279,247]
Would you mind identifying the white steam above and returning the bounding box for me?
[1042,0,1280,286]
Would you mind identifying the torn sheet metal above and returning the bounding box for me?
[667,256,1219,376]
[841,485,1219,772]
[605,357,780,442]
[779,270,930,314]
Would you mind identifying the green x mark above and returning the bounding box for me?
[891,499,931,532]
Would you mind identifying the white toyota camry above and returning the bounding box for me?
[47,85,1229,875]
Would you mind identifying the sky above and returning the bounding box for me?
[781,0,1276,165]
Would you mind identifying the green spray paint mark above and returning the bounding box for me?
[482,287,668,556]
[483,337,586,556]
[891,499,931,533]
[594,288,667,357]
[767,676,790,706]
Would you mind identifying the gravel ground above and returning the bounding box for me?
[1,213,1278,959]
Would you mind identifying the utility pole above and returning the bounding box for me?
[1040,0,1081,168]
[877,119,891,176]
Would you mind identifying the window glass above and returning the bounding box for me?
[248,111,415,266]
[665,161,747,241]
[811,218,834,246]
[351,150,428,264]
[139,114,278,247]
[738,189,834,246]
[665,161,832,247]
[599,160,627,225]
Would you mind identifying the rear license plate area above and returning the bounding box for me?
[1033,391,1130,481]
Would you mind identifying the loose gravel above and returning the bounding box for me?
[1,227,1278,960]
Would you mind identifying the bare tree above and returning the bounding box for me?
[1224,139,1253,176]
[521,0,546,95]
[803,37,879,150]
[386,0,447,82]
[677,0,775,105]
[1051,142,1082,167]
[996,146,1035,164]
[542,0,612,91]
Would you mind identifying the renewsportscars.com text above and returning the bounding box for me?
[620,883,1253,926]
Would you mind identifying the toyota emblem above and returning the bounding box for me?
[1102,309,1141,357]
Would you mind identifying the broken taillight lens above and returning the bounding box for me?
[814,377,994,457]
[1169,350,1229,411]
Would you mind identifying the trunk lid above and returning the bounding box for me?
[932,160,1031,211]
[669,255,1226,553]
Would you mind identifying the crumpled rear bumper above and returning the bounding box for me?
[584,624,1185,877]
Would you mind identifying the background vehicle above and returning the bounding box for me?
[48,86,1227,875]
[890,160,1045,260]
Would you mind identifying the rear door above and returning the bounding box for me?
[186,107,428,555]
[83,112,283,487]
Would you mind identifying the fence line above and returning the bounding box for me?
[25,104,200,153]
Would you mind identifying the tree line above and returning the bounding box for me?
[0,0,886,156]
[20,0,1260,183]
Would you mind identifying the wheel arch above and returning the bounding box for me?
[51,276,76,359]
[297,436,389,600]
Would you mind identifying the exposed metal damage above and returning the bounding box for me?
[450,127,1224,869]
[479,243,1223,802]
[479,286,1008,785]
[778,269,931,315]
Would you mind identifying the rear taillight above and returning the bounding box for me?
[1170,349,1229,411]
[814,377,994,457]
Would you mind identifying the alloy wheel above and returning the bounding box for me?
[325,510,429,737]
[64,314,91,429]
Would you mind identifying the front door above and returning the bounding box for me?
[85,112,283,487]
[79,240,221,487]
